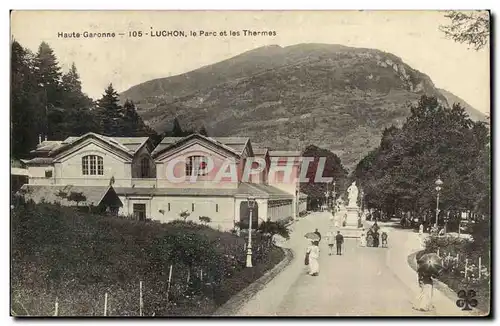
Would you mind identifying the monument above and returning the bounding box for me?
[340,181,362,238]
[345,181,360,226]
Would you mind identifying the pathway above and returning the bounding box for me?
[235,212,481,316]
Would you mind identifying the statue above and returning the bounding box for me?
[347,182,359,207]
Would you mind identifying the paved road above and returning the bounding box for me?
[235,212,478,316]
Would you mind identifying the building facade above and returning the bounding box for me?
[20,132,307,231]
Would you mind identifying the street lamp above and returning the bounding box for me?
[332,181,336,211]
[246,196,256,268]
[435,177,443,229]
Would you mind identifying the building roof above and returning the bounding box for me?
[11,167,30,176]
[151,134,246,158]
[253,148,269,156]
[111,137,150,153]
[29,133,150,158]
[19,184,121,207]
[114,182,294,200]
[21,157,54,165]
[32,140,64,153]
[268,150,302,157]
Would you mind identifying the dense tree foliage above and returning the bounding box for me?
[11,40,158,158]
[354,96,490,226]
[300,145,349,210]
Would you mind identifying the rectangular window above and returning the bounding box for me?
[97,159,103,175]
[45,170,53,178]
[168,203,171,212]
[82,157,89,175]
[133,203,147,221]
[82,155,104,176]
[216,204,219,213]
[186,156,209,176]
[90,156,96,175]
[192,203,195,212]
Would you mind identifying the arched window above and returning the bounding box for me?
[185,156,209,176]
[82,155,104,175]
[140,157,150,178]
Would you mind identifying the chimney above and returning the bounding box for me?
[38,134,42,144]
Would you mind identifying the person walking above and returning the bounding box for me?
[326,230,335,255]
[335,231,344,255]
[412,266,435,311]
[314,228,322,243]
[306,240,320,276]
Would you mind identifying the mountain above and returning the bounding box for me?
[121,44,482,169]
[438,89,487,122]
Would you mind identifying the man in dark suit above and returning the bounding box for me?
[314,228,322,242]
[335,231,344,255]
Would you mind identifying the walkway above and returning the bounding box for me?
[235,212,481,316]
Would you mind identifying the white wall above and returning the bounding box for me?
[54,142,131,187]
[119,195,237,231]
[155,143,239,189]
[27,165,55,185]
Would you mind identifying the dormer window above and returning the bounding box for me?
[185,156,209,176]
[82,155,104,175]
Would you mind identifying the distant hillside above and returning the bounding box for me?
[439,89,487,122]
[121,43,481,169]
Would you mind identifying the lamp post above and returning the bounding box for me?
[434,177,443,229]
[332,181,337,213]
[246,196,256,268]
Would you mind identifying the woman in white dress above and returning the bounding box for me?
[306,240,320,276]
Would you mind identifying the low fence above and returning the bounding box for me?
[435,249,489,282]
[12,240,277,317]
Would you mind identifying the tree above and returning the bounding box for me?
[34,42,62,108]
[355,95,490,226]
[440,11,490,50]
[11,40,41,158]
[60,62,93,109]
[121,99,154,137]
[199,125,209,136]
[96,84,123,136]
[300,145,348,210]
[171,117,184,137]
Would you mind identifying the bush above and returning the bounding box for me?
[11,201,285,316]
[199,216,211,224]
[423,232,491,313]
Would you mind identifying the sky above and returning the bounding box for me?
[10,10,490,114]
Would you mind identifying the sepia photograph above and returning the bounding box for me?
[9,10,491,317]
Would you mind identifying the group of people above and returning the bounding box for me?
[305,228,345,276]
[359,223,388,248]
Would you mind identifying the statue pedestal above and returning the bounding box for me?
[340,206,362,238]
[345,206,359,226]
